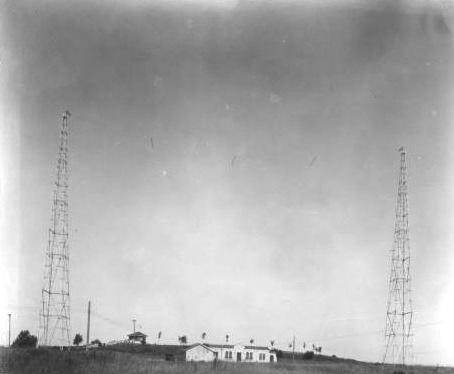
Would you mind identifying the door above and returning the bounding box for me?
[236,352,242,362]
[270,355,274,362]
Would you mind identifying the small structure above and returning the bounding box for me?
[185,343,277,363]
[127,331,147,344]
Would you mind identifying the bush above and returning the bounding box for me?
[90,339,102,347]
[73,333,83,346]
[302,351,314,360]
[12,330,37,348]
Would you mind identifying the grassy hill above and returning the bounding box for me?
[1,347,452,374]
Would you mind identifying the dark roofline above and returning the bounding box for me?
[204,343,271,351]
[244,346,270,351]
[205,343,234,349]
[127,331,147,338]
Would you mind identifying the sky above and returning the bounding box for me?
[1,0,454,366]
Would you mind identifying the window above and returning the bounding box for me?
[259,353,266,361]
[225,351,229,359]
[229,351,233,359]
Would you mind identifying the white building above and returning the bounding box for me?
[185,343,277,363]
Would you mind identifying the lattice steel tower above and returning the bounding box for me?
[38,111,71,347]
[383,147,413,368]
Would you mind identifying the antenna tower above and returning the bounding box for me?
[38,111,72,347]
[383,147,413,368]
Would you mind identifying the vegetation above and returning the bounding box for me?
[73,334,83,346]
[1,347,453,374]
[11,330,37,348]
[90,339,103,347]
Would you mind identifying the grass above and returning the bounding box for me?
[1,347,453,374]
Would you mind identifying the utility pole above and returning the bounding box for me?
[86,301,91,351]
[132,319,136,335]
[292,336,295,361]
[38,111,72,347]
[8,314,11,347]
[383,147,414,370]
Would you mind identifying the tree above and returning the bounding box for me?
[73,333,83,346]
[270,340,275,347]
[225,334,229,343]
[12,330,37,348]
[90,339,102,347]
[249,338,254,345]
[201,332,206,341]
[157,331,162,344]
[178,336,187,345]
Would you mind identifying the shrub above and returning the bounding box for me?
[73,333,83,346]
[302,351,314,360]
[12,330,37,348]
[90,339,102,347]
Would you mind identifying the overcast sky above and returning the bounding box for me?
[1,0,454,366]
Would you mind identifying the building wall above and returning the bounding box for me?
[209,345,277,363]
[186,345,215,362]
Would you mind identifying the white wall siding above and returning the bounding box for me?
[186,345,216,362]
[206,344,277,363]
[186,343,277,363]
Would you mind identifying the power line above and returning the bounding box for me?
[289,319,446,345]
[90,310,129,329]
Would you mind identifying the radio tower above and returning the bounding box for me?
[38,111,72,347]
[383,147,413,369]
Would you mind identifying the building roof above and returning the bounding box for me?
[244,346,270,351]
[127,331,147,338]
[186,343,216,352]
[204,343,271,351]
[205,343,234,349]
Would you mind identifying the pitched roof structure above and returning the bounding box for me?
[127,331,147,338]
[203,343,270,351]
[185,343,216,352]
[205,343,234,349]
[244,345,270,350]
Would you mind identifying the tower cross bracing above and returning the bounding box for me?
[383,147,413,368]
[38,111,72,347]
